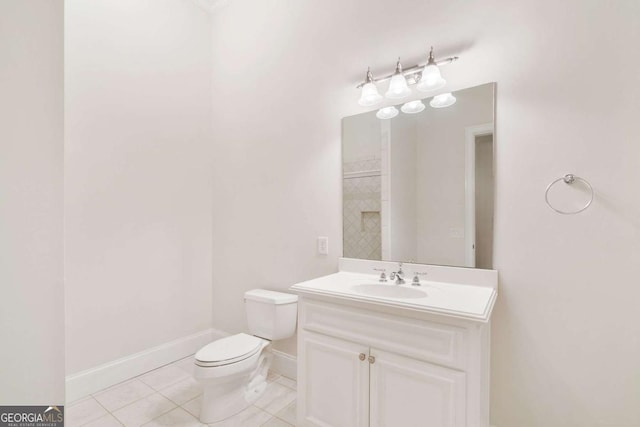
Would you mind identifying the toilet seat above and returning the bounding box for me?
[195,333,266,367]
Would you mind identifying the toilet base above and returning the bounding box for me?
[197,347,273,423]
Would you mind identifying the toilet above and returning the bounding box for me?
[193,289,298,424]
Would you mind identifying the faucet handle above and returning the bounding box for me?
[412,272,428,286]
[373,268,387,282]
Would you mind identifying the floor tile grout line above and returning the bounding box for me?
[66,395,91,408]
[77,396,119,427]
[106,365,192,411]
[273,414,295,426]
[70,358,199,426]
[90,379,157,414]
[255,398,297,417]
[141,404,189,427]
[104,389,179,424]
[75,360,191,411]
[178,395,202,419]
[259,413,294,427]
[92,389,152,418]
[254,406,276,427]
[157,388,200,408]
[137,373,191,393]
[72,363,279,407]
[73,363,296,427]
[92,377,147,399]
[273,400,296,423]
[276,384,296,391]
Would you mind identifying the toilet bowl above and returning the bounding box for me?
[193,289,298,424]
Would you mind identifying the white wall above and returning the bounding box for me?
[0,1,65,405]
[209,0,640,425]
[64,0,214,375]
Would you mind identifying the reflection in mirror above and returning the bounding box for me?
[342,83,495,269]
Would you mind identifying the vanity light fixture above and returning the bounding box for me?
[385,58,412,99]
[376,106,399,120]
[429,92,457,108]
[357,68,384,107]
[400,100,426,114]
[356,46,458,107]
[416,47,446,92]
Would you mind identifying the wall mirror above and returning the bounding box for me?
[342,82,495,268]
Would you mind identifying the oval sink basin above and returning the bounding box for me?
[351,284,427,299]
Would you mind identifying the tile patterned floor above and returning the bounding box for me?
[66,356,297,427]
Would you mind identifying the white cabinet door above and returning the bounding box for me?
[298,331,370,427]
[369,349,466,427]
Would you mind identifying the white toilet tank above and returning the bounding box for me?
[244,289,298,340]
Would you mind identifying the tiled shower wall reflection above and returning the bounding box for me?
[343,157,382,260]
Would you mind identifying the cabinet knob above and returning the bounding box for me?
[368,355,376,364]
[359,353,366,361]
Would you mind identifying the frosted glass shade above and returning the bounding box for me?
[417,63,446,92]
[385,74,411,99]
[358,82,383,107]
[376,106,399,120]
[400,100,426,114]
[429,92,456,108]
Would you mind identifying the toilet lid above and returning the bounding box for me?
[195,333,263,364]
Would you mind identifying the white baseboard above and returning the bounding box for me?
[271,349,297,380]
[66,328,227,403]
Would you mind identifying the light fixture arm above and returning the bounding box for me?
[356,51,459,88]
[426,46,437,66]
[393,57,403,75]
[364,67,374,84]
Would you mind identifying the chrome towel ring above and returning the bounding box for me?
[545,174,594,215]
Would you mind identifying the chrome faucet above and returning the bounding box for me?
[389,263,405,285]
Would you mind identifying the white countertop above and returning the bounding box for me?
[290,271,497,322]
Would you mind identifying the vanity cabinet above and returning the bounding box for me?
[369,348,466,427]
[296,297,490,427]
[299,332,370,427]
